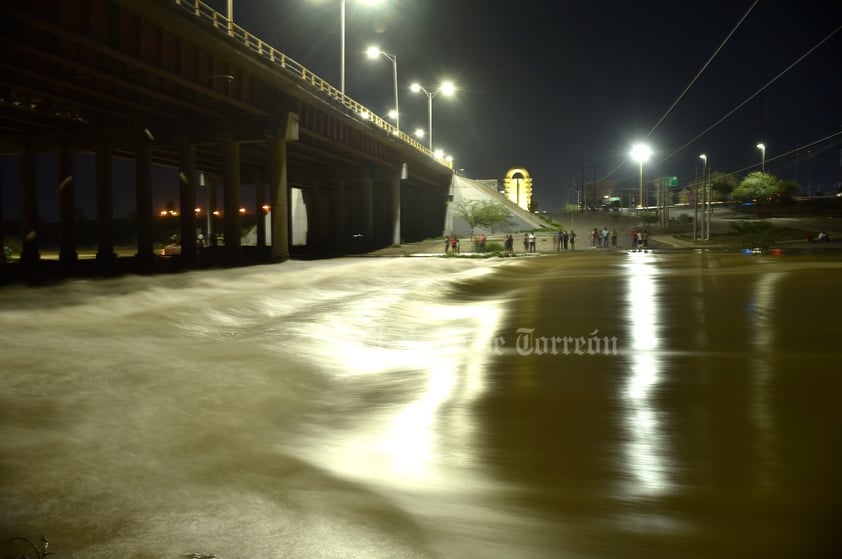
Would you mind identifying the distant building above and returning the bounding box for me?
[502,167,533,211]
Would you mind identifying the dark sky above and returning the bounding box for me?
[2,0,840,220]
[210,0,841,209]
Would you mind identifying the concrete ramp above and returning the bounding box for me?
[444,175,551,236]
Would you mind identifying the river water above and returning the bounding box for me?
[1,251,840,558]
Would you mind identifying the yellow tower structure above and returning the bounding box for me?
[502,168,533,211]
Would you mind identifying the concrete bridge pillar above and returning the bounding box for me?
[95,138,116,266]
[0,159,5,262]
[333,177,347,251]
[222,136,242,265]
[255,177,266,249]
[269,136,290,262]
[361,175,374,245]
[313,179,332,249]
[58,144,77,264]
[179,143,198,265]
[390,166,403,246]
[135,140,155,266]
[20,143,40,265]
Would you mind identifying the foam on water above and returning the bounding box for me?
[1,257,558,558]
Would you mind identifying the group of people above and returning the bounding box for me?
[590,227,619,248]
[630,228,650,250]
[444,235,460,253]
[523,232,537,252]
[443,227,650,254]
[553,230,577,251]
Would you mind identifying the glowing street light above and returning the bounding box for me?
[410,81,455,152]
[366,46,399,135]
[630,143,652,210]
[756,142,766,171]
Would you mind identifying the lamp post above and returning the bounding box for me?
[340,0,345,94]
[704,157,712,241]
[756,143,766,172]
[697,154,706,241]
[366,46,399,136]
[337,0,383,96]
[227,0,233,35]
[410,81,455,152]
[630,143,652,215]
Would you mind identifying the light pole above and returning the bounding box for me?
[410,81,455,152]
[227,0,233,35]
[697,154,706,241]
[702,155,713,241]
[366,46,399,135]
[630,143,652,215]
[338,0,383,96]
[340,0,345,94]
[756,143,766,172]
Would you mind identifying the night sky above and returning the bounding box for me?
[213,0,840,209]
[2,0,840,220]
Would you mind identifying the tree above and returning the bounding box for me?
[709,171,738,201]
[454,199,512,234]
[731,172,786,204]
[777,179,800,201]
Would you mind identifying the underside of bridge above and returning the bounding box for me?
[0,0,453,277]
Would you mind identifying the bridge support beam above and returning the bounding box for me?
[58,144,77,264]
[95,139,116,266]
[269,136,290,262]
[361,175,373,247]
[135,141,155,266]
[255,177,266,249]
[0,159,5,263]
[333,177,347,251]
[20,144,40,265]
[390,167,402,246]
[179,143,198,265]
[222,137,242,265]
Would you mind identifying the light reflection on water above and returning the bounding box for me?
[622,253,672,497]
[747,271,781,493]
[294,297,504,487]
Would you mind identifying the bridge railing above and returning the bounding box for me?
[170,0,444,166]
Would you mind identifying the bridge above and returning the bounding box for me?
[0,0,456,273]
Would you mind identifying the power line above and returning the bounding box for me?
[647,0,759,138]
[727,129,842,176]
[657,25,842,167]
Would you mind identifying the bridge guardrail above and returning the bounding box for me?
[171,0,441,165]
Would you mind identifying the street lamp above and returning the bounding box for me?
[756,143,766,172]
[410,81,455,151]
[338,0,383,96]
[630,143,652,210]
[366,46,399,136]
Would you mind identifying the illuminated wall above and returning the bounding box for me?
[502,167,533,211]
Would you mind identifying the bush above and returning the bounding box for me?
[727,221,777,247]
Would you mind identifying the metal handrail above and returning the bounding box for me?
[170,0,443,164]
